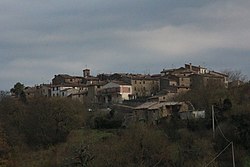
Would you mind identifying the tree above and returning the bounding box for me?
[90,124,171,167]
[0,97,86,148]
[10,82,27,102]
[222,69,247,82]
[10,82,25,97]
[19,97,85,147]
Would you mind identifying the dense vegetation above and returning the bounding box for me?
[0,83,250,166]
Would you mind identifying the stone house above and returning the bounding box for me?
[60,88,80,97]
[52,74,84,85]
[86,81,106,103]
[160,74,191,91]
[97,81,132,104]
[23,86,40,99]
[134,101,189,124]
[147,90,177,102]
[184,63,209,74]
[131,76,160,98]
[209,71,229,88]
[190,73,227,89]
[24,84,52,99]
[68,91,88,103]
[38,84,52,97]
[160,63,228,91]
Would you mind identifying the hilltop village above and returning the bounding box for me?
[20,63,233,124]
[3,63,250,166]
[24,63,230,100]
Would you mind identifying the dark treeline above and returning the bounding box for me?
[1,83,250,166]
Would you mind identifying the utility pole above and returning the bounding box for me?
[232,142,236,167]
[212,105,215,138]
[207,105,236,167]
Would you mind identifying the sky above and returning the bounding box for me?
[1,0,250,90]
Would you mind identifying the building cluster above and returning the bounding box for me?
[23,63,229,104]
[22,63,231,124]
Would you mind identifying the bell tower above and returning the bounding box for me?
[83,69,90,78]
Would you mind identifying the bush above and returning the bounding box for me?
[0,97,86,148]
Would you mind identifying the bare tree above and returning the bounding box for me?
[222,69,247,82]
[0,91,8,101]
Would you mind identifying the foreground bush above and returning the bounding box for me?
[0,97,86,148]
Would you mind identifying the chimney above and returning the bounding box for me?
[189,63,192,71]
[83,69,90,78]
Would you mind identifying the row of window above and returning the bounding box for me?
[52,87,59,91]
[134,80,156,84]
[134,87,157,91]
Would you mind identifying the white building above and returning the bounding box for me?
[51,85,83,97]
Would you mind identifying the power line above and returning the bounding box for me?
[204,142,232,167]
[207,106,236,167]
[214,115,230,143]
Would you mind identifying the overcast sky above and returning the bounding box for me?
[1,0,250,90]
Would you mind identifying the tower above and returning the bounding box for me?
[83,69,90,78]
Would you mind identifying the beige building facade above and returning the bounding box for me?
[131,77,160,98]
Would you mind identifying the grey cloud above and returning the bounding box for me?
[1,0,250,90]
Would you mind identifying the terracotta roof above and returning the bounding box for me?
[135,102,158,110]
[135,101,183,110]
[55,74,85,79]
[51,84,87,87]
[112,80,131,85]
[210,71,228,77]
[148,102,182,110]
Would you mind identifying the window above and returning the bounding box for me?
[135,81,137,84]
[134,87,137,91]
[143,81,145,84]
